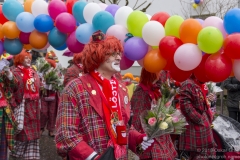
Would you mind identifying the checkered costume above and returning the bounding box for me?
[131,85,178,160]
[55,74,144,160]
[11,67,41,159]
[179,79,216,159]
[63,64,83,87]
[0,73,18,160]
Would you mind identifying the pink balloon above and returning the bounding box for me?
[120,55,134,70]
[98,3,108,10]
[203,16,227,38]
[106,25,128,45]
[48,0,67,20]
[137,58,144,66]
[66,31,85,53]
[41,42,50,50]
[55,13,76,33]
[19,32,31,44]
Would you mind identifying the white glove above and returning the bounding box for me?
[141,136,154,150]
[3,66,10,72]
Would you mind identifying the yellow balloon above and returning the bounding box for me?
[24,0,35,13]
[192,3,198,9]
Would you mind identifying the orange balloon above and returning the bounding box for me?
[143,49,167,73]
[29,30,48,49]
[24,0,34,13]
[23,44,33,50]
[2,21,20,39]
[0,24,3,39]
[179,19,202,44]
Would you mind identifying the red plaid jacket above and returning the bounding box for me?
[55,74,142,160]
[131,85,178,160]
[179,79,216,151]
[12,67,41,141]
[63,64,83,87]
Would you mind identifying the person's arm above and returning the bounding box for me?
[55,83,96,159]
[223,77,240,91]
[179,83,203,125]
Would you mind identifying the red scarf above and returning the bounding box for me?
[139,83,161,100]
[90,71,126,159]
[0,83,7,108]
[18,65,39,100]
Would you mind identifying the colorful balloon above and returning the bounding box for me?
[224,8,240,34]
[66,0,78,14]
[106,24,128,45]
[120,55,134,70]
[165,15,184,38]
[223,34,240,59]
[150,12,170,26]
[76,23,96,44]
[203,16,227,38]
[2,0,24,21]
[16,12,35,33]
[67,31,85,53]
[73,1,87,24]
[48,27,67,48]
[4,38,23,55]
[48,0,67,20]
[143,49,167,73]
[24,0,34,13]
[31,0,49,17]
[19,32,31,44]
[55,13,76,33]
[34,14,54,32]
[29,30,48,49]
[83,2,102,24]
[169,63,192,82]
[193,54,210,83]
[0,6,8,24]
[179,19,202,44]
[197,27,223,54]
[205,53,232,82]
[105,4,120,17]
[127,11,149,37]
[92,11,115,34]
[2,21,20,39]
[114,6,133,28]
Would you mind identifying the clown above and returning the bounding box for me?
[63,53,84,87]
[10,49,41,160]
[55,31,154,160]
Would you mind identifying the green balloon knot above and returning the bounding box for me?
[124,33,134,42]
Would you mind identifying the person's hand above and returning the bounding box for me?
[141,136,154,151]
[3,66,10,73]
[207,93,216,102]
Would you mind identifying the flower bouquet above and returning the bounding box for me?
[140,82,187,140]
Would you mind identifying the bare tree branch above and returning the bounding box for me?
[99,0,106,3]
[125,0,129,6]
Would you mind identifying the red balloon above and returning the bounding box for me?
[120,55,134,70]
[150,12,170,26]
[66,31,84,53]
[223,33,240,59]
[0,6,8,24]
[66,0,78,14]
[19,32,31,44]
[169,63,192,82]
[193,54,210,83]
[205,53,232,82]
[159,36,183,61]
[163,59,173,70]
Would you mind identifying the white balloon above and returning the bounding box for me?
[146,14,152,20]
[115,6,133,28]
[98,3,108,10]
[83,3,102,24]
[142,21,165,46]
[174,43,202,71]
[31,0,49,17]
[233,60,240,81]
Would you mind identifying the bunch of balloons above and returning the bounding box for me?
[1,0,240,83]
[192,0,204,9]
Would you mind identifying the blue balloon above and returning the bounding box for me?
[4,39,23,55]
[16,12,35,33]
[224,9,240,34]
[0,41,4,55]
[54,43,67,51]
[73,1,87,24]
[194,0,200,4]
[48,27,68,48]
[76,23,96,44]
[92,11,115,34]
[34,14,54,33]
[2,0,24,21]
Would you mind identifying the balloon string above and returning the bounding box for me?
[124,33,133,42]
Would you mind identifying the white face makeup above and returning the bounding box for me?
[23,56,31,67]
[111,62,120,72]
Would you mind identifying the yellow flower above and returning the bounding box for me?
[165,116,172,123]
[159,122,168,130]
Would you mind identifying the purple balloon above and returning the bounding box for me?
[0,41,4,55]
[66,31,85,53]
[19,32,31,44]
[105,4,120,17]
[55,13,76,33]
[195,18,204,25]
[124,37,148,61]
[120,55,134,70]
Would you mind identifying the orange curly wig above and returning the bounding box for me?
[46,50,57,59]
[81,35,123,73]
[73,52,82,64]
[140,68,160,86]
[13,49,32,66]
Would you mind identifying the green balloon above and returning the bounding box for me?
[127,11,149,37]
[197,27,223,54]
[165,15,184,38]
